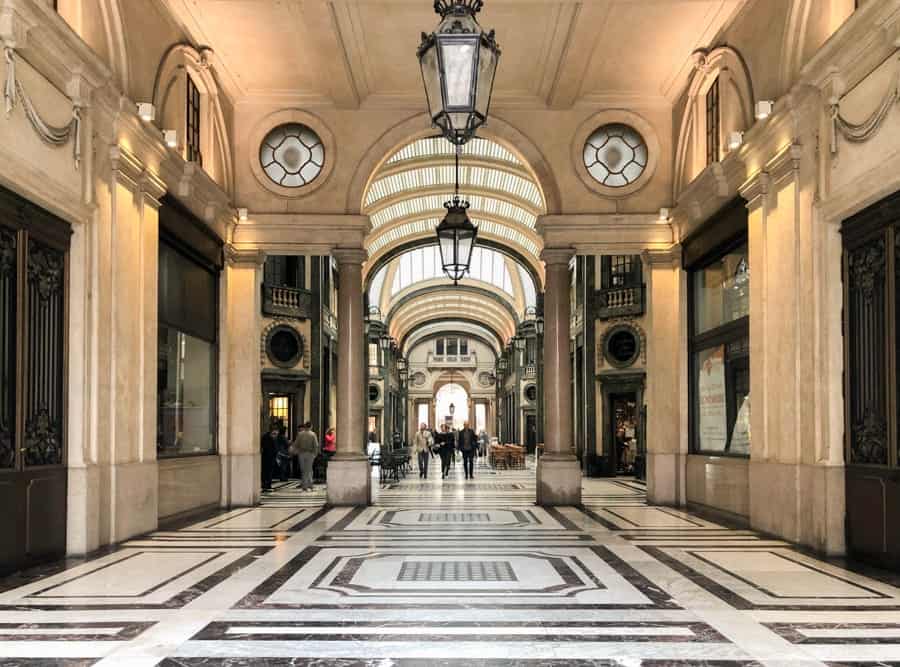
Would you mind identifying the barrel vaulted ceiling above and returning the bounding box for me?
[158,0,745,109]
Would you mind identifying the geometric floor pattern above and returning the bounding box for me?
[1,457,900,665]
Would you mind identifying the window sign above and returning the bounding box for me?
[697,346,728,452]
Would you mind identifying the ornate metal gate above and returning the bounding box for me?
[0,187,69,576]
[842,191,900,569]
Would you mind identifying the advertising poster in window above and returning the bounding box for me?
[698,346,727,451]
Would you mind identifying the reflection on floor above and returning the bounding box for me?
[1,458,900,666]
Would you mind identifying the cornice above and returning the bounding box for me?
[332,247,369,266]
[232,214,370,251]
[641,245,682,268]
[0,0,111,101]
[537,214,674,254]
[224,245,266,268]
[801,0,900,93]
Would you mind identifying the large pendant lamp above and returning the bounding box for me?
[417,0,501,147]
[436,145,478,284]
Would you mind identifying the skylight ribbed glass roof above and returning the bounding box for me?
[363,136,545,267]
[390,246,515,297]
[365,166,542,210]
[386,137,521,166]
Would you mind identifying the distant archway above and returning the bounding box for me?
[435,383,469,430]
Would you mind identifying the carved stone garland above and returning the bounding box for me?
[3,48,82,168]
[830,52,900,155]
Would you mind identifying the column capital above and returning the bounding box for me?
[225,245,266,268]
[332,247,368,266]
[540,246,575,267]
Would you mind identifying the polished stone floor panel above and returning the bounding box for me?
[0,459,898,665]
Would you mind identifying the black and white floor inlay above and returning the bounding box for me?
[0,460,899,665]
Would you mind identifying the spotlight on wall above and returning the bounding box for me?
[728,131,744,151]
[163,130,178,148]
[137,103,156,122]
[755,100,774,120]
[658,207,671,222]
[237,208,249,222]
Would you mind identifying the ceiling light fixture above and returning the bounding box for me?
[137,103,156,123]
[658,207,670,222]
[755,100,774,120]
[417,0,501,146]
[436,145,478,285]
[728,131,744,151]
[237,208,249,222]
[163,129,177,148]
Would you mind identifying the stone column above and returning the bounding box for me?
[644,247,688,507]
[220,247,266,508]
[537,247,582,505]
[327,247,372,506]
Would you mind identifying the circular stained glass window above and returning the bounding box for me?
[583,124,648,188]
[259,124,324,188]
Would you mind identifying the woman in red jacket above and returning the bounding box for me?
[323,427,336,460]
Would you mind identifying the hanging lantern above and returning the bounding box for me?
[417,0,501,146]
[436,195,478,284]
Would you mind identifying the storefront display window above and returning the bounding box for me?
[687,207,750,456]
[158,327,216,457]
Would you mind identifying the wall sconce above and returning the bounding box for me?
[137,103,156,122]
[237,208,248,222]
[658,207,670,222]
[163,130,177,148]
[728,131,744,151]
[755,100,774,120]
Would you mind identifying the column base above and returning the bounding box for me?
[327,456,372,506]
[220,453,260,508]
[536,454,582,506]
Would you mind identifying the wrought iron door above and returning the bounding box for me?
[0,187,69,577]
[843,194,900,570]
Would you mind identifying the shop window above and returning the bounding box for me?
[689,241,750,456]
[186,75,202,165]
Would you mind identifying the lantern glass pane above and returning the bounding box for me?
[475,45,497,118]
[457,229,475,267]
[419,45,443,120]
[439,38,477,109]
[439,232,457,266]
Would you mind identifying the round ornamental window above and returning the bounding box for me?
[604,325,641,368]
[368,384,381,403]
[412,371,427,387]
[266,325,304,368]
[583,124,648,188]
[259,124,324,188]
[524,384,538,403]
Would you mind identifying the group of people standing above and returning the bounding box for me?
[412,422,489,480]
[260,423,336,493]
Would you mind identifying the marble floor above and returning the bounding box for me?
[1,458,900,666]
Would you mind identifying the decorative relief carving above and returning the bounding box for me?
[597,319,647,368]
[0,228,15,277]
[851,409,888,465]
[23,408,61,466]
[848,238,885,304]
[27,243,64,301]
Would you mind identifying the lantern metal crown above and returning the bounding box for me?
[417,0,500,147]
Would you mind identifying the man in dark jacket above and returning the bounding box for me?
[458,421,478,480]
[260,425,283,492]
[436,424,454,479]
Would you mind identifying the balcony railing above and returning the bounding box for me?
[524,364,537,378]
[427,353,477,368]
[262,284,313,319]
[596,285,645,319]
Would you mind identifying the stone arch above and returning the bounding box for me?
[151,43,234,195]
[674,45,755,200]
[346,112,562,216]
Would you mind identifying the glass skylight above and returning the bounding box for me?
[365,166,542,209]
[369,194,536,229]
[386,137,521,166]
[388,246,516,297]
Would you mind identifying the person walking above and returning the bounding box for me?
[436,424,454,479]
[260,424,281,492]
[458,421,478,480]
[292,422,319,491]
[413,423,433,479]
[276,426,291,482]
